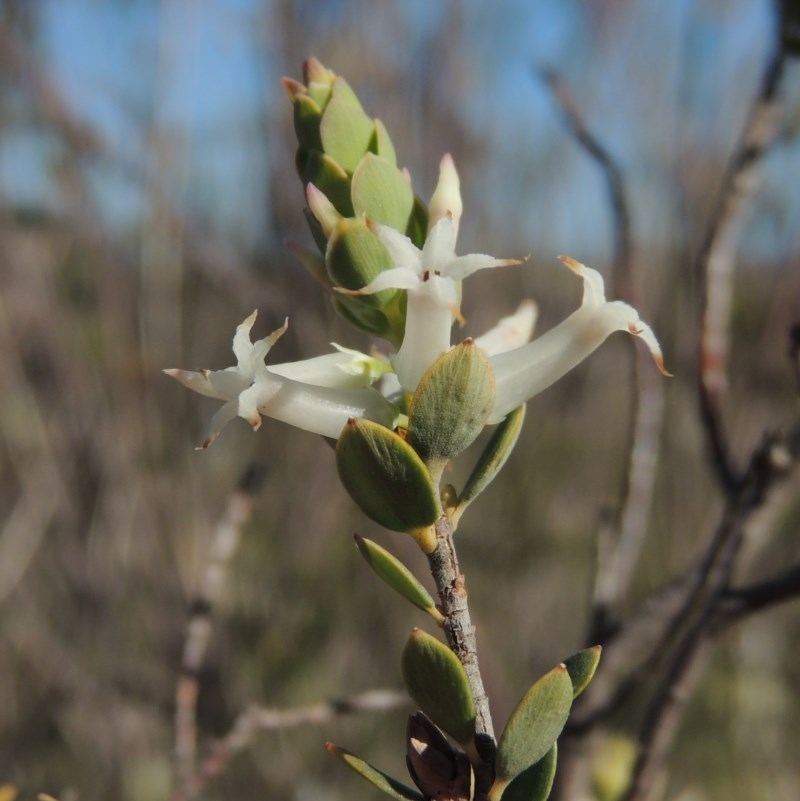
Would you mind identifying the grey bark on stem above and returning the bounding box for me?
[427,514,495,763]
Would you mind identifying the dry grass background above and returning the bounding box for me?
[1,3,800,801]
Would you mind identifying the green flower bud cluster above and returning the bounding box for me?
[283,58,429,345]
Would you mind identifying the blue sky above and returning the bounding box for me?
[2,0,797,263]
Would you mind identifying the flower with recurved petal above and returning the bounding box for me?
[165,312,399,447]
[488,256,670,422]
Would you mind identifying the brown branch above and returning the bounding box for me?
[173,465,264,801]
[427,513,495,790]
[539,67,666,642]
[195,689,409,791]
[622,423,798,801]
[538,68,631,294]
[718,561,800,622]
[695,15,788,495]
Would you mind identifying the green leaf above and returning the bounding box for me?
[371,118,398,166]
[330,75,364,108]
[406,194,429,248]
[300,151,354,216]
[457,404,525,514]
[500,744,557,801]
[332,295,395,342]
[326,217,396,307]
[355,535,443,622]
[407,340,496,467]
[351,153,414,231]
[320,94,375,173]
[493,664,573,794]
[326,743,425,801]
[563,646,602,699]
[336,419,439,544]
[292,94,323,152]
[401,628,476,746]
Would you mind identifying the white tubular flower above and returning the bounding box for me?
[474,300,538,357]
[488,256,670,422]
[336,155,522,391]
[165,312,399,447]
[360,214,521,391]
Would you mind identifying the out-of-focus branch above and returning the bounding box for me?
[195,689,409,792]
[623,421,799,801]
[719,561,800,621]
[173,465,264,801]
[539,67,665,641]
[540,67,670,801]
[538,68,631,296]
[694,13,788,495]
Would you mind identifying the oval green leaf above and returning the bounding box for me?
[326,743,425,801]
[407,340,496,464]
[355,535,442,622]
[494,664,573,792]
[563,646,602,699]
[497,744,557,801]
[336,419,439,535]
[320,94,375,173]
[401,628,476,747]
[351,153,414,231]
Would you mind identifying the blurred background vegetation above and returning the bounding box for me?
[1,1,799,800]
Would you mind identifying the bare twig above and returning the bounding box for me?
[695,15,787,494]
[540,67,668,657]
[173,465,264,801]
[195,689,409,790]
[427,513,495,792]
[623,423,799,801]
[539,67,666,634]
[719,561,800,622]
[538,68,631,296]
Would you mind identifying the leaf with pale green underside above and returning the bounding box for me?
[458,404,525,511]
[292,94,323,151]
[406,194,429,248]
[355,535,441,620]
[401,628,476,746]
[492,664,573,795]
[500,744,557,801]
[301,151,353,216]
[330,75,363,108]
[326,743,425,801]
[352,154,414,231]
[320,94,375,173]
[407,340,496,465]
[371,119,397,165]
[564,646,602,698]
[336,420,439,534]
